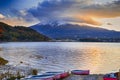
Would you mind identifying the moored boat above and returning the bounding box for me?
[45,71,69,79]
[44,72,61,79]
[103,73,118,80]
[71,70,90,75]
[25,71,69,80]
[60,72,69,78]
[25,74,54,80]
[103,78,118,80]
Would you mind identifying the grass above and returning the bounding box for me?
[0,57,8,65]
[0,67,39,80]
[0,71,25,80]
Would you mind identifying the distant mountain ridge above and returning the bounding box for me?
[31,23,120,42]
[0,22,50,42]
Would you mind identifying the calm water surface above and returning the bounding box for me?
[0,42,120,74]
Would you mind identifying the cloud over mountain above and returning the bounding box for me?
[27,0,120,25]
[0,0,120,28]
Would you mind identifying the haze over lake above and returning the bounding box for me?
[0,42,120,74]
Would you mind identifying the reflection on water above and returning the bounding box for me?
[0,42,120,74]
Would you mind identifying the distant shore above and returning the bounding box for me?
[1,40,120,43]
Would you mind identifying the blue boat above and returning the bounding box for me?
[25,74,54,80]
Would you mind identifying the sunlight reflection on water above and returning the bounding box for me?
[0,42,120,74]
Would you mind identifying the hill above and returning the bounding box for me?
[31,23,120,42]
[0,22,50,42]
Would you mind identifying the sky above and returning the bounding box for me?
[0,0,120,31]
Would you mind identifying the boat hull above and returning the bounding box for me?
[71,70,90,75]
[46,71,69,79]
[26,74,54,80]
[103,78,118,80]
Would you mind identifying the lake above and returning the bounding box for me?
[0,42,120,74]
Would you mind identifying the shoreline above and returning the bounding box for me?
[63,74,104,80]
[0,65,119,80]
[1,41,120,43]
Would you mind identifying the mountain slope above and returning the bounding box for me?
[0,22,50,41]
[31,23,120,42]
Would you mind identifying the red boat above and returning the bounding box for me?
[45,72,61,79]
[71,70,90,75]
[46,71,69,79]
[60,72,69,78]
[103,78,118,80]
[103,73,118,80]
[25,71,69,80]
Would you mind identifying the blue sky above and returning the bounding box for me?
[0,0,120,31]
[0,0,41,8]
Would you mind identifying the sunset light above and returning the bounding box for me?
[0,0,120,80]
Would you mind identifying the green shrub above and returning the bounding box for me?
[7,76,16,80]
[31,69,38,75]
[0,57,8,65]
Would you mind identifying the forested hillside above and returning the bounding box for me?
[0,22,50,41]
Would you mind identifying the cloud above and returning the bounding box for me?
[0,14,39,26]
[10,9,38,22]
[28,0,75,22]
[0,17,28,26]
[27,0,95,24]
[0,9,39,26]
[79,0,120,18]
[0,13,5,19]
[26,0,120,26]
[1,0,120,26]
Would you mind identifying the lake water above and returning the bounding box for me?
[0,42,120,74]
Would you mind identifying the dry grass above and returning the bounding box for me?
[0,65,39,80]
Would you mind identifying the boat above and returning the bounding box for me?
[103,73,118,80]
[103,78,118,80]
[25,77,53,80]
[45,71,69,79]
[60,72,69,78]
[44,72,61,79]
[25,74,54,80]
[71,70,90,75]
[25,71,69,80]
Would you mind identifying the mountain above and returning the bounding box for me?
[31,23,120,42]
[0,22,50,42]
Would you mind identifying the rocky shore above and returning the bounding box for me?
[0,65,38,80]
[0,66,119,80]
[63,74,103,80]
[0,57,119,80]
